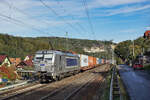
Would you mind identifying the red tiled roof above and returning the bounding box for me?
[24,55,33,61]
[23,60,33,66]
[0,55,7,63]
[9,58,21,65]
[144,30,150,36]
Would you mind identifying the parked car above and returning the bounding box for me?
[133,63,144,70]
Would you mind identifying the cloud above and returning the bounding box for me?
[145,27,150,30]
[120,29,138,33]
[0,0,149,38]
[90,0,148,8]
[0,0,83,36]
[105,4,150,16]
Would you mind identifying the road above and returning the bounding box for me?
[118,65,150,100]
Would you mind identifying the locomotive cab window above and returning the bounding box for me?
[44,54,53,60]
[35,54,43,60]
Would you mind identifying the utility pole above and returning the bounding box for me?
[111,45,115,65]
[66,32,68,51]
[132,40,135,58]
[142,39,145,67]
[49,41,54,50]
[132,40,135,66]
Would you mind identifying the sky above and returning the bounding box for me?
[0,0,150,43]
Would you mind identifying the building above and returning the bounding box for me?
[9,58,21,66]
[0,55,11,67]
[83,46,105,53]
[16,55,33,69]
[24,55,33,61]
[143,30,150,39]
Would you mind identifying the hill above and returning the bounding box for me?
[0,34,113,59]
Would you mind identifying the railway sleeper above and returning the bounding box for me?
[113,83,119,87]
[113,87,120,91]
[113,81,118,83]
[113,91,120,96]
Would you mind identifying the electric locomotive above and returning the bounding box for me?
[34,50,80,82]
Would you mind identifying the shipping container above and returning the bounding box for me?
[93,57,97,65]
[96,58,99,65]
[88,56,94,66]
[106,60,110,64]
[0,78,2,83]
[101,59,105,64]
[80,54,88,67]
[88,56,97,67]
[98,59,102,64]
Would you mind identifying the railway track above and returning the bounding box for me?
[1,64,109,100]
[0,81,38,95]
[109,66,122,100]
[40,73,96,100]
[0,83,49,100]
[63,75,102,100]
[40,65,109,100]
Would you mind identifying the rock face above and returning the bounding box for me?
[83,46,105,53]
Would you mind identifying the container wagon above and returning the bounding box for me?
[79,54,89,71]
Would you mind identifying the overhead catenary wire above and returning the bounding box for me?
[54,0,89,34]
[0,16,23,27]
[82,0,96,60]
[39,0,83,36]
[82,0,95,36]
[0,13,53,36]
[0,0,67,34]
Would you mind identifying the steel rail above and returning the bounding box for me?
[0,83,48,100]
[109,66,122,100]
[40,73,95,100]
[109,67,114,100]
[63,75,96,100]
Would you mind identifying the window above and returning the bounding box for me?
[66,58,77,66]
[44,54,53,61]
[35,54,43,60]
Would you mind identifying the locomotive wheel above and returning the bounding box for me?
[39,79,44,83]
[55,76,61,81]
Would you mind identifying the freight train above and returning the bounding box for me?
[33,50,106,82]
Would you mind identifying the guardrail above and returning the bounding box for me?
[17,70,36,80]
[0,81,28,91]
[109,66,122,100]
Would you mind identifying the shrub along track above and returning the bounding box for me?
[1,64,110,100]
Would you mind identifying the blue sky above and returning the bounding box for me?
[0,0,150,43]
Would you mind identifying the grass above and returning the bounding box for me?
[101,67,130,100]
[144,63,150,70]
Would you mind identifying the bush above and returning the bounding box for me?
[144,63,150,70]
[0,64,18,81]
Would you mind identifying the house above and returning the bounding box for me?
[17,60,33,68]
[9,58,21,66]
[83,46,105,53]
[24,55,33,61]
[16,55,33,69]
[0,55,11,67]
[144,30,150,39]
